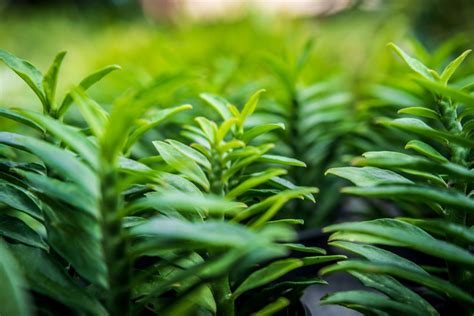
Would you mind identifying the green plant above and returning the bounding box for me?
[257,40,355,226]
[321,44,474,315]
[144,89,347,315]
[0,50,344,315]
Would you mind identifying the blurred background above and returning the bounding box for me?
[2,0,474,108]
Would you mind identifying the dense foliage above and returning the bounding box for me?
[0,49,346,315]
[323,44,474,315]
[1,9,474,316]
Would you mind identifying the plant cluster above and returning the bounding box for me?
[1,36,474,316]
[323,44,474,315]
[0,49,343,316]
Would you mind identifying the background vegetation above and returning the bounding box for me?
[1,0,474,315]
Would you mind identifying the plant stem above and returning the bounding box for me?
[289,96,303,182]
[212,275,235,316]
[99,163,131,316]
[437,99,474,300]
[207,148,235,315]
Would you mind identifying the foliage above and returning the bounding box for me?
[323,43,474,315]
[0,50,344,315]
[2,9,474,315]
[255,40,356,226]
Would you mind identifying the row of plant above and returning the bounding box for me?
[321,44,474,315]
[0,46,346,315]
[1,39,473,315]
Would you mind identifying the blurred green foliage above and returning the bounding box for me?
[1,2,474,228]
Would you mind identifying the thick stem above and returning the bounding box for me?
[288,94,310,221]
[100,164,131,316]
[437,99,474,300]
[209,147,225,192]
[207,148,235,315]
[212,275,235,316]
[289,96,303,183]
[438,100,468,167]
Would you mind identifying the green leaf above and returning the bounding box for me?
[268,177,317,202]
[354,151,474,182]
[158,172,203,194]
[329,232,405,247]
[250,197,287,229]
[295,38,314,74]
[263,277,327,292]
[0,214,48,250]
[0,132,97,196]
[161,284,215,316]
[463,118,474,135]
[301,255,346,266]
[329,241,428,275]
[18,110,98,168]
[282,243,326,254]
[414,78,474,111]
[388,43,433,80]
[379,117,474,148]
[195,117,217,144]
[241,123,285,143]
[251,297,290,316]
[200,93,232,120]
[239,89,266,129]
[219,139,245,153]
[129,217,293,255]
[341,185,474,213]
[258,154,306,167]
[58,64,120,117]
[399,168,447,187]
[326,166,413,187]
[440,49,471,84]
[216,117,237,142]
[353,272,439,315]
[405,140,448,162]
[325,219,474,267]
[0,49,47,108]
[0,108,45,132]
[223,146,260,161]
[233,259,303,299]
[222,144,273,181]
[153,141,210,191]
[398,107,439,119]
[0,180,43,220]
[167,139,211,170]
[262,53,293,93]
[129,191,246,217]
[226,169,287,199]
[70,89,109,138]
[0,240,32,316]
[232,188,317,222]
[79,64,121,88]
[42,201,106,288]
[398,218,474,244]
[9,244,107,315]
[267,219,304,226]
[124,104,192,152]
[43,51,66,110]
[16,169,97,217]
[156,253,216,314]
[321,290,427,315]
[138,247,275,307]
[369,84,423,107]
[321,260,474,305]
